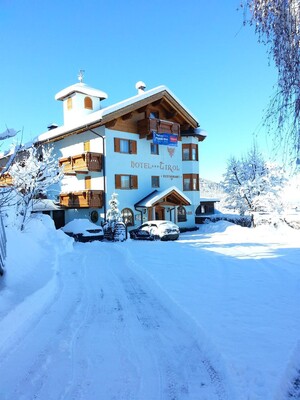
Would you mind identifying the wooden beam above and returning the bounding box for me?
[152,99,163,107]
[137,105,148,113]
[165,110,178,119]
[121,112,133,120]
[181,124,191,132]
[106,119,118,128]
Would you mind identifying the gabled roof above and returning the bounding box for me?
[37,85,200,144]
[55,82,108,101]
[135,186,191,207]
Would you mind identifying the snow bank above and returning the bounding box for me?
[1,214,73,318]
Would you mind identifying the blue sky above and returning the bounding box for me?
[1,0,277,181]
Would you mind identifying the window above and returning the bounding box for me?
[196,204,214,215]
[91,210,99,223]
[114,138,137,154]
[150,143,159,155]
[84,96,93,110]
[177,206,187,222]
[67,97,72,110]
[183,174,199,191]
[182,144,198,161]
[182,147,190,161]
[121,175,130,189]
[149,111,159,119]
[115,174,138,189]
[151,176,160,188]
[121,208,134,226]
[191,147,197,161]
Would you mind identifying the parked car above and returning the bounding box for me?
[130,220,180,241]
[61,219,104,242]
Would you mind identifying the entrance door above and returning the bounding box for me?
[52,210,65,229]
[155,206,165,220]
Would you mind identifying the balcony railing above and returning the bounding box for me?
[137,118,180,139]
[59,190,104,208]
[59,152,102,174]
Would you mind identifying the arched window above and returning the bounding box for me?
[67,97,72,110]
[177,206,187,222]
[121,208,134,226]
[84,96,93,110]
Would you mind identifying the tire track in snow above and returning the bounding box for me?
[115,244,232,400]
[0,241,232,400]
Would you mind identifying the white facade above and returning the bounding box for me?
[42,81,206,229]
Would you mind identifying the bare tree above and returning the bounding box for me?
[242,0,300,166]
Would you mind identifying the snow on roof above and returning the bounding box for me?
[199,198,220,203]
[195,128,207,137]
[135,186,191,207]
[100,85,199,123]
[32,199,63,212]
[55,82,108,101]
[37,85,200,143]
[0,128,18,141]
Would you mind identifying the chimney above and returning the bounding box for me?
[135,81,146,95]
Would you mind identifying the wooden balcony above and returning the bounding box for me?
[137,118,180,139]
[59,152,102,174]
[0,172,13,187]
[59,190,104,208]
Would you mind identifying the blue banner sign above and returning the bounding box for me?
[152,131,178,147]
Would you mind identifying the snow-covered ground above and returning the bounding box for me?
[0,215,300,400]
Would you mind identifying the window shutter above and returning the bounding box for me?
[85,176,91,190]
[67,97,72,110]
[130,140,137,154]
[114,138,120,152]
[115,174,121,189]
[84,141,90,152]
[131,175,138,189]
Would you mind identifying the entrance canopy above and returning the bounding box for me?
[135,186,191,208]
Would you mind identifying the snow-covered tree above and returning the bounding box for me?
[222,145,286,219]
[8,144,63,231]
[242,0,300,165]
[105,193,126,241]
[106,193,122,227]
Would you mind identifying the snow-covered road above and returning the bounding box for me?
[0,241,230,400]
[2,218,300,400]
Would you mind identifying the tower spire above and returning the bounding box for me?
[78,69,85,83]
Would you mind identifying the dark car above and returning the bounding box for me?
[130,220,180,241]
[61,219,104,242]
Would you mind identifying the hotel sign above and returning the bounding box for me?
[152,131,178,147]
